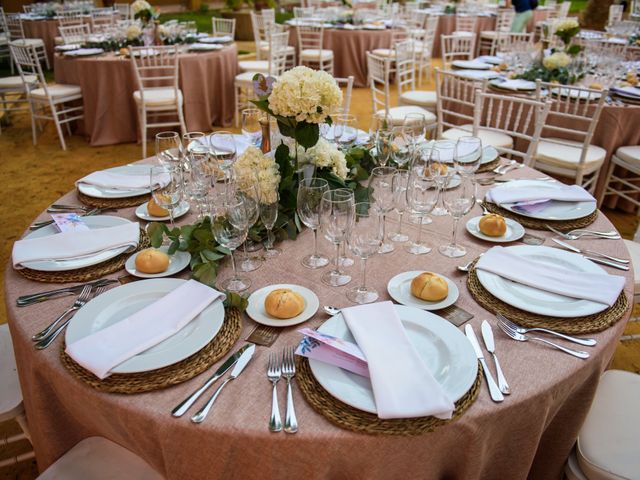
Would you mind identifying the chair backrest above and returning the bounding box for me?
[335,76,355,114]
[0,7,8,37]
[113,3,130,19]
[297,24,325,52]
[212,17,235,38]
[90,10,116,33]
[130,45,180,104]
[495,8,515,33]
[395,39,416,97]
[435,68,487,139]
[366,52,391,115]
[558,1,571,18]
[473,91,552,164]
[22,4,35,14]
[250,10,275,45]
[609,4,624,24]
[260,8,276,23]
[9,42,47,97]
[580,37,628,57]
[497,32,533,54]
[267,31,290,76]
[441,34,476,67]
[59,24,90,45]
[58,9,85,28]
[455,14,478,33]
[6,14,26,41]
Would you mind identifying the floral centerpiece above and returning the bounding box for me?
[131,0,158,25]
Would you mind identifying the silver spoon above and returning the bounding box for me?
[323,306,341,316]
[458,253,484,273]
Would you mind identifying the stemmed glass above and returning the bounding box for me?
[150,164,183,229]
[211,192,251,292]
[439,173,476,258]
[241,108,263,147]
[431,140,456,216]
[297,178,330,269]
[334,114,358,150]
[346,202,383,304]
[390,169,409,243]
[235,180,263,272]
[455,136,483,176]
[390,127,413,169]
[369,166,397,254]
[260,192,281,258]
[375,129,394,166]
[405,149,439,255]
[155,131,181,165]
[209,131,237,181]
[186,148,212,220]
[319,188,355,287]
[403,113,427,147]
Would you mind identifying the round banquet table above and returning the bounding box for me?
[5,161,634,479]
[53,46,238,146]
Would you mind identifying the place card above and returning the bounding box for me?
[246,324,280,347]
[436,305,474,327]
[51,213,90,233]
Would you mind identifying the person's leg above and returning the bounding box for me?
[511,9,534,33]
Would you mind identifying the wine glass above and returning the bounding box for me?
[346,202,383,304]
[150,164,183,229]
[183,131,206,153]
[369,166,397,254]
[260,192,281,258]
[390,127,413,169]
[297,178,330,269]
[431,140,456,216]
[211,186,251,292]
[186,149,212,220]
[320,188,355,287]
[439,173,476,258]
[405,149,439,255]
[390,169,409,243]
[209,131,237,181]
[375,129,394,166]
[334,114,358,150]
[403,113,426,147]
[241,108,263,147]
[155,131,181,166]
[234,179,263,272]
[455,136,483,176]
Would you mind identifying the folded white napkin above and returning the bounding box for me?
[66,280,225,379]
[201,134,252,157]
[476,246,625,306]
[486,184,595,205]
[12,222,140,269]
[189,43,222,50]
[342,301,455,419]
[76,170,164,190]
[455,69,499,80]
[493,79,536,91]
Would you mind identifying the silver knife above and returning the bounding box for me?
[550,239,629,271]
[481,321,510,395]
[191,343,256,423]
[465,325,504,403]
[172,343,254,417]
[551,238,630,265]
[16,279,117,307]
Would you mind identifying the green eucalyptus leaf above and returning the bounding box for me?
[147,222,167,248]
[168,240,179,255]
[277,119,296,138]
[223,292,249,312]
[192,262,218,287]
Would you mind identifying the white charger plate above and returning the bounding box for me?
[189,43,223,51]
[246,284,319,327]
[433,143,498,166]
[65,278,225,374]
[454,69,501,80]
[198,35,233,43]
[476,245,609,317]
[125,247,191,278]
[309,305,478,413]
[476,55,502,65]
[21,216,135,272]
[135,200,190,222]
[387,271,459,311]
[489,79,537,91]
[494,179,597,221]
[77,164,153,199]
[452,59,492,70]
[64,48,104,56]
[466,216,525,243]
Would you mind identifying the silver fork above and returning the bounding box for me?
[281,347,298,434]
[30,208,104,230]
[545,224,621,240]
[267,353,282,432]
[32,285,92,341]
[35,285,105,350]
[496,314,597,347]
[497,321,589,359]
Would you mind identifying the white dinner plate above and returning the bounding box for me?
[77,164,153,199]
[20,216,135,272]
[246,284,319,327]
[465,216,525,243]
[135,200,190,222]
[494,179,597,221]
[191,134,253,158]
[188,43,223,51]
[66,278,225,374]
[489,79,537,91]
[64,48,104,56]
[550,87,602,100]
[309,305,478,413]
[198,35,233,43]
[452,59,492,70]
[125,246,191,278]
[454,69,501,80]
[56,44,81,51]
[387,271,459,311]
[476,245,609,317]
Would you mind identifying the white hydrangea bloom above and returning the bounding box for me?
[131,0,152,15]
[543,51,571,70]
[268,66,343,124]
[299,138,348,180]
[126,24,142,40]
[232,147,281,204]
[555,18,579,33]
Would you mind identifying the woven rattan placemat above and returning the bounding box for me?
[77,190,151,209]
[17,229,150,283]
[295,357,482,436]
[467,267,628,334]
[476,158,500,174]
[483,201,598,231]
[60,307,242,394]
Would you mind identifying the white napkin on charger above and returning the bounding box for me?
[12,222,140,269]
[493,79,536,91]
[476,246,625,306]
[76,170,165,190]
[66,280,226,379]
[486,184,595,205]
[342,301,455,420]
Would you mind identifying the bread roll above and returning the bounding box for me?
[147,198,169,217]
[135,249,170,274]
[431,162,448,176]
[411,272,448,302]
[478,213,507,237]
[264,288,305,319]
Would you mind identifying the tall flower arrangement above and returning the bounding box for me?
[131,0,158,25]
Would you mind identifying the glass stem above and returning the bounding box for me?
[313,228,319,258]
[266,228,273,249]
[334,243,340,273]
[243,240,248,259]
[168,208,175,230]
[451,216,460,246]
[230,249,237,279]
[397,212,404,235]
[361,257,368,290]
[416,218,424,245]
[381,214,387,244]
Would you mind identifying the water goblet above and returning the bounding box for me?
[334,114,358,150]
[260,192,281,258]
[297,178,330,269]
[403,113,427,147]
[155,131,181,166]
[438,173,476,258]
[454,136,483,176]
[390,127,413,169]
[209,131,237,182]
[405,149,439,255]
[375,129,394,166]
[430,140,456,216]
[346,202,383,304]
[241,108,263,147]
[150,164,183,230]
[234,180,263,272]
[390,169,410,243]
[369,166,397,254]
[320,188,355,287]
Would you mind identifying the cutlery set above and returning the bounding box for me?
[492,160,524,176]
[266,347,298,433]
[29,205,114,230]
[551,239,629,271]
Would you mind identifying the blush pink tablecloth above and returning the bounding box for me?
[53,45,238,146]
[22,18,61,64]
[4,163,633,480]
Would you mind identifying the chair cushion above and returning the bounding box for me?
[372,48,395,57]
[480,30,498,38]
[133,87,182,107]
[624,239,640,294]
[376,106,437,125]
[238,60,269,73]
[442,124,514,149]
[399,90,437,108]
[0,75,37,88]
[615,145,640,165]
[300,49,333,61]
[11,38,45,47]
[31,84,82,100]
[235,71,278,86]
[535,137,606,171]
[38,436,163,480]
[259,45,295,54]
[452,31,475,37]
[576,370,640,480]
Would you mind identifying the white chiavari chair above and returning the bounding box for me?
[250,10,295,68]
[529,81,607,192]
[90,9,117,33]
[496,32,534,56]
[371,28,409,59]
[130,45,186,158]
[335,76,354,114]
[297,24,334,73]
[598,145,640,210]
[415,15,438,85]
[479,8,515,55]
[558,1,571,18]
[212,17,236,39]
[453,14,478,37]
[0,63,37,135]
[10,42,83,150]
[0,8,10,70]
[59,24,90,45]
[22,4,35,14]
[608,4,624,25]
[58,9,85,27]
[435,68,513,150]
[473,90,551,165]
[396,40,438,115]
[5,13,50,70]
[441,34,476,69]
[113,3,131,19]
[293,7,315,18]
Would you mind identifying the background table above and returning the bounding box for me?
[5,164,632,480]
[54,46,239,146]
[22,18,62,64]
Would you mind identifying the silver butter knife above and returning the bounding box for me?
[191,344,256,423]
[465,325,504,403]
[551,238,629,265]
[481,321,510,395]
[172,343,254,417]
